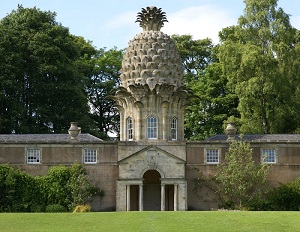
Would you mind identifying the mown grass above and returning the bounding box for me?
[1,211,299,232]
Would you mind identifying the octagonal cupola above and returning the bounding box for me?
[113,6,194,142]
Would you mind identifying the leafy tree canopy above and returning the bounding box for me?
[215,138,270,209]
[85,47,123,139]
[0,5,95,134]
[218,0,300,134]
[172,35,238,140]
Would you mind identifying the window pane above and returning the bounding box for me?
[262,149,276,163]
[27,149,41,164]
[127,117,133,140]
[171,117,177,140]
[206,149,219,164]
[147,116,157,139]
[84,149,97,164]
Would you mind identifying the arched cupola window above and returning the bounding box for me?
[147,116,158,139]
[171,117,178,140]
[127,117,133,140]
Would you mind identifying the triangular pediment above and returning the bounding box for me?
[118,145,185,164]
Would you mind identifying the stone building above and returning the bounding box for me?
[1,6,300,211]
[112,6,194,211]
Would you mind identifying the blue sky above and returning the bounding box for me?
[1,0,300,49]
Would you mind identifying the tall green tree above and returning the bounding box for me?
[185,59,239,140]
[219,0,300,134]
[172,35,238,140]
[215,138,270,209]
[85,47,123,139]
[0,6,93,133]
[171,34,213,83]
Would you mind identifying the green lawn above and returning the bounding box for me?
[1,211,299,232]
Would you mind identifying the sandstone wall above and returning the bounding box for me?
[0,141,118,211]
[186,142,300,210]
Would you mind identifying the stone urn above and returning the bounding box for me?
[225,122,237,135]
[225,122,237,141]
[68,122,80,140]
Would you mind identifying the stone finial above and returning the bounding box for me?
[68,122,80,140]
[225,122,237,141]
[135,6,168,31]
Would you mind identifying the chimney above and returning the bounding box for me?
[68,122,80,140]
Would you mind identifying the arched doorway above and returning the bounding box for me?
[143,170,161,211]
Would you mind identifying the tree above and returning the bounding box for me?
[215,138,270,209]
[172,35,238,140]
[171,34,213,83]
[67,163,103,210]
[218,0,300,134]
[85,47,123,139]
[184,50,239,140]
[0,6,94,133]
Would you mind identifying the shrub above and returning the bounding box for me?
[30,204,45,213]
[248,177,300,211]
[266,180,300,211]
[43,165,72,209]
[0,164,38,212]
[206,138,270,210]
[38,162,102,211]
[73,204,91,213]
[45,204,67,213]
[0,163,103,212]
[67,163,104,211]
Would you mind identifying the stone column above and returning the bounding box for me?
[174,184,178,211]
[179,114,184,141]
[161,184,165,211]
[161,102,168,140]
[135,103,143,141]
[139,184,143,211]
[126,185,130,211]
[119,110,124,140]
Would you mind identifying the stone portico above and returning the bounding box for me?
[116,145,187,211]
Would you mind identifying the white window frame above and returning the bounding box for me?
[26,149,41,164]
[261,149,277,164]
[83,149,97,164]
[127,117,133,140]
[171,117,178,141]
[205,149,220,164]
[147,116,158,139]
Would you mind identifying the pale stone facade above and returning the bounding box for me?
[112,7,193,211]
[117,145,187,211]
[1,6,300,212]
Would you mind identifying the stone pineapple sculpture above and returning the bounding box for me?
[120,6,184,92]
[114,6,194,141]
[135,6,168,31]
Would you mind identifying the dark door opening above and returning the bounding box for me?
[165,185,174,211]
[143,170,161,211]
[130,185,139,211]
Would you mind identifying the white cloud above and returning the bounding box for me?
[103,11,137,30]
[162,5,237,44]
[98,4,237,48]
[98,10,141,48]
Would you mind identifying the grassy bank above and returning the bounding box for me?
[1,211,299,232]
